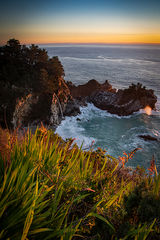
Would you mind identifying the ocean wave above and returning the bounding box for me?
[55,103,135,148]
[61,56,157,66]
[61,56,97,62]
[79,103,134,119]
[119,126,160,154]
[55,114,96,149]
[97,56,156,65]
[81,103,160,119]
[151,129,160,138]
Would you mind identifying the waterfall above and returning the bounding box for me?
[54,94,64,119]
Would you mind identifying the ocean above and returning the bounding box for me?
[42,44,160,170]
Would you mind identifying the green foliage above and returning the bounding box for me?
[118,82,154,105]
[0,39,64,93]
[122,219,156,240]
[124,181,160,224]
[0,127,160,239]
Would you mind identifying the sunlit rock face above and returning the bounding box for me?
[12,93,62,128]
[12,94,39,128]
[50,93,62,125]
[12,92,62,128]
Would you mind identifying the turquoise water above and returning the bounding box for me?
[43,44,160,170]
[56,104,160,170]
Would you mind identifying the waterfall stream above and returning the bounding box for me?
[54,94,64,119]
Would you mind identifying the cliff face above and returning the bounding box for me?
[0,84,30,129]
[12,94,39,128]
[12,76,81,128]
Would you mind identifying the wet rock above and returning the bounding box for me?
[139,135,159,142]
[63,100,81,116]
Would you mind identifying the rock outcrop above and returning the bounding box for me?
[67,79,116,98]
[89,84,157,116]
[139,135,159,142]
[68,81,157,116]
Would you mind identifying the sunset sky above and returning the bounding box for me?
[0,0,160,44]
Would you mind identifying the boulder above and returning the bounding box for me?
[63,100,81,116]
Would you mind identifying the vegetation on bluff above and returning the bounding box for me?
[0,39,65,128]
[0,39,64,92]
[0,126,160,239]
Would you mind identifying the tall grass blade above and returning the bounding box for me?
[21,176,38,240]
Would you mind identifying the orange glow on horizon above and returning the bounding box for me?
[1,33,160,45]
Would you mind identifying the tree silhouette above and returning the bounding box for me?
[0,39,64,92]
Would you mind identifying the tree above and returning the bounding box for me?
[0,39,64,92]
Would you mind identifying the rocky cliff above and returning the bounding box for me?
[12,76,80,128]
[68,81,157,116]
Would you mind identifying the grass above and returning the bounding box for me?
[0,126,160,239]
